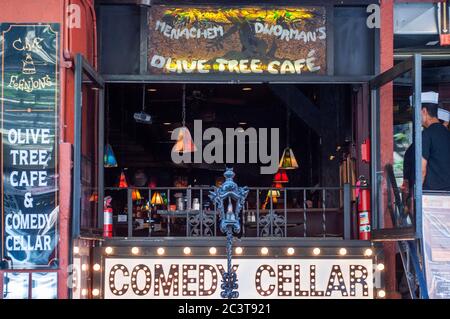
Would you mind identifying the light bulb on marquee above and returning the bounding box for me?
[287,247,295,255]
[260,247,269,255]
[235,247,243,255]
[313,248,321,255]
[183,247,191,255]
[378,290,386,298]
[92,289,100,297]
[364,248,373,257]
[105,247,113,255]
[209,247,217,255]
[377,263,385,271]
[339,248,347,255]
[93,264,101,271]
[131,247,139,255]
[157,247,165,255]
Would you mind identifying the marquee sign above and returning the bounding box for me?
[1,24,59,269]
[104,258,373,299]
[148,6,326,75]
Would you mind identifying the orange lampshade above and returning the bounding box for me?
[273,170,289,183]
[118,171,129,188]
[151,191,164,205]
[132,189,142,201]
[89,192,98,202]
[172,127,197,153]
[279,147,299,169]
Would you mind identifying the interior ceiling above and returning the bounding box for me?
[112,84,317,127]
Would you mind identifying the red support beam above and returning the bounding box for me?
[380,0,400,299]
[58,143,73,299]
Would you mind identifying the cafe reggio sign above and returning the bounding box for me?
[1,23,59,269]
[148,6,327,75]
[104,258,373,299]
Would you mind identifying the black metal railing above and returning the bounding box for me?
[104,184,359,239]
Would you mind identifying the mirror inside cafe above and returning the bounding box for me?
[96,83,363,239]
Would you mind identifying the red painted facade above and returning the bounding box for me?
[0,0,96,299]
[0,0,434,299]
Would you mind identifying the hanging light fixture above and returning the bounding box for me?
[267,189,281,198]
[273,170,289,183]
[151,191,164,205]
[104,144,118,168]
[279,107,299,169]
[279,147,299,169]
[132,189,142,201]
[89,192,98,202]
[104,85,118,167]
[267,184,281,204]
[172,84,197,154]
[118,170,128,188]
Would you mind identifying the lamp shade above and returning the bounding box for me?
[131,189,142,201]
[104,144,118,167]
[151,191,164,205]
[172,126,197,153]
[89,192,98,202]
[273,183,283,189]
[279,147,299,169]
[273,170,289,183]
[267,189,281,198]
[118,171,128,188]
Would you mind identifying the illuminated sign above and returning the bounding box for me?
[148,7,326,75]
[104,258,373,299]
[1,24,59,269]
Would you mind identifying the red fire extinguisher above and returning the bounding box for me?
[103,196,113,238]
[357,176,371,240]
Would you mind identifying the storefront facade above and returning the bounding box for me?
[1,0,446,299]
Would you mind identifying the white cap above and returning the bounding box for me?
[409,91,439,105]
[438,108,450,122]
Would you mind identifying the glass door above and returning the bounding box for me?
[369,54,422,238]
[71,54,104,299]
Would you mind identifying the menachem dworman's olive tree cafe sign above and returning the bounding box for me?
[0,23,59,269]
[148,6,326,75]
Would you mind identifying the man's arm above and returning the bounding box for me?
[422,158,427,184]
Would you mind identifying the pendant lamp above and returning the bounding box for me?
[267,186,281,198]
[89,192,98,202]
[104,144,118,168]
[104,85,118,167]
[273,170,289,183]
[172,84,197,154]
[279,107,299,169]
[132,189,142,201]
[173,127,197,153]
[151,191,164,205]
[118,170,129,188]
[279,147,299,169]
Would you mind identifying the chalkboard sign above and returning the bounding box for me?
[148,6,326,75]
[1,24,59,269]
